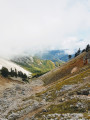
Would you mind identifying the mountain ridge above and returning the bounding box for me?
[0,58,31,77]
[36,50,73,62]
[12,56,56,77]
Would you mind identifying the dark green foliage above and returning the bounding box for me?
[22,73,28,82]
[18,71,28,82]
[17,71,28,82]
[9,68,17,77]
[32,71,48,78]
[10,68,14,77]
[1,67,9,77]
[75,48,81,57]
[0,67,28,82]
[81,44,90,53]
[86,44,90,52]
[18,71,23,77]
[74,44,90,57]
[68,55,72,59]
[14,69,17,77]
[82,49,86,53]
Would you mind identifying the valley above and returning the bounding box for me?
[0,51,89,120]
[0,0,90,119]
[12,55,63,78]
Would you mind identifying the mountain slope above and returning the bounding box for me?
[12,56,56,77]
[17,51,90,120]
[36,50,72,62]
[39,52,86,85]
[0,51,89,120]
[0,58,31,77]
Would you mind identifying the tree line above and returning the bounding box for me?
[68,44,90,59]
[0,67,28,82]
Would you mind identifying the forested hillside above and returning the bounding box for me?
[12,56,56,77]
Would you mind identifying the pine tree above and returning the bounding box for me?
[1,67,9,77]
[68,55,72,59]
[86,44,90,52]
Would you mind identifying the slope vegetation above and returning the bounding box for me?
[17,51,90,120]
[12,56,56,77]
[0,58,31,76]
[40,52,86,85]
[0,51,90,120]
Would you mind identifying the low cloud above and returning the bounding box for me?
[0,0,90,58]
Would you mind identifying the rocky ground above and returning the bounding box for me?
[0,79,45,120]
[0,64,90,120]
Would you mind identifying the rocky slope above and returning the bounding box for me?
[0,51,90,120]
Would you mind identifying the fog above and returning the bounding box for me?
[0,0,90,58]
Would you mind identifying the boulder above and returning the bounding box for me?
[71,67,78,73]
[8,113,20,120]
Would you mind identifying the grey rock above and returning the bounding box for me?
[21,91,25,95]
[77,88,90,95]
[15,85,21,91]
[8,113,20,120]
[60,85,75,92]
[42,108,47,112]
[24,118,30,120]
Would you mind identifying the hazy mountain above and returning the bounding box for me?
[11,50,66,77]
[36,50,72,62]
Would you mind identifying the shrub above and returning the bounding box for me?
[1,67,9,77]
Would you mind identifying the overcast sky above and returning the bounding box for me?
[0,0,90,57]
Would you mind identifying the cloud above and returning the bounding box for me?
[0,0,90,57]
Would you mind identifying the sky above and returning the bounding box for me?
[0,0,90,57]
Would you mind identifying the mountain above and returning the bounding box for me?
[11,50,73,77]
[36,50,72,62]
[0,51,90,119]
[0,58,31,77]
[12,56,56,77]
[39,51,89,85]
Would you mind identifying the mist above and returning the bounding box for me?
[0,0,90,58]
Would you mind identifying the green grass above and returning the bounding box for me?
[47,99,86,114]
[55,68,90,91]
[36,67,90,101]
[35,99,90,119]
[41,52,88,85]
[14,57,56,78]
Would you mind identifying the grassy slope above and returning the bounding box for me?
[15,57,56,77]
[34,52,90,119]
[39,52,86,85]
[36,65,90,98]
[12,51,89,120]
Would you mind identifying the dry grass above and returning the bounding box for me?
[40,52,86,85]
[36,66,90,101]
